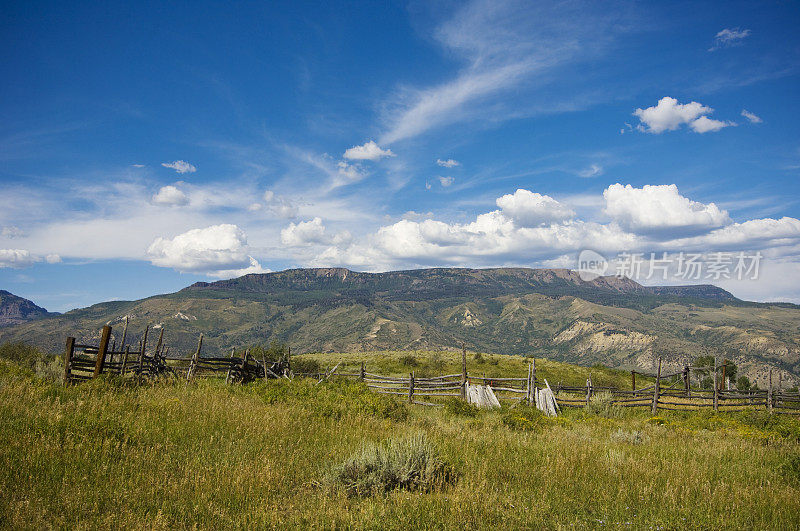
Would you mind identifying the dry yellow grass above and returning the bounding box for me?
[1,358,799,529]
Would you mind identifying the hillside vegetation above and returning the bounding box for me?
[1,267,798,387]
[1,351,799,529]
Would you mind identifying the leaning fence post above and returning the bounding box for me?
[768,369,773,413]
[460,343,467,400]
[651,358,662,415]
[63,337,75,384]
[137,326,148,384]
[409,372,415,403]
[93,325,112,378]
[120,316,129,351]
[360,361,365,381]
[186,334,203,382]
[121,345,130,376]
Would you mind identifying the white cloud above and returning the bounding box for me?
[262,190,298,219]
[45,254,61,264]
[161,160,197,174]
[709,28,751,51]
[146,224,261,275]
[578,164,603,178]
[690,115,736,133]
[437,158,460,168]
[0,249,37,268]
[741,109,763,124]
[343,141,395,161]
[672,217,800,250]
[152,185,189,206]
[336,161,366,184]
[281,217,328,247]
[131,164,145,168]
[2,226,24,239]
[496,189,575,227]
[401,211,435,221]
[438,176,455,187]
[379,1,624,144]
[210,257,269,279]
[603,183,730,234]
[633,97,734,134]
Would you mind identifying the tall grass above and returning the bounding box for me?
[0,357,799,528]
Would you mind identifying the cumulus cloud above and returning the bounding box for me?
[709,28,751,51]
[438,176,455,187]
[496,189,575,227]
[343,141,395,161]
[690,115,736,133]
[147,224,263,276]
[578,164,603,178]
[0,249,37,268]
[633,97,733,134]
[161,160,197,174]
[437,158,460,168]
[152,185,189,206]
[741,109,763,124]
[603,183,731,234]
[0,249,61,268]
[280,217,352,247]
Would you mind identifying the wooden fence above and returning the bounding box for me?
[63,324,289,385]
[63,327,799,415]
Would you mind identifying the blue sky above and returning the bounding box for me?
[1,0,799,312]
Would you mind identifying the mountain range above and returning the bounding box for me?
[1,267,798,387]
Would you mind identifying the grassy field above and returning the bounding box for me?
[1,353,799,529]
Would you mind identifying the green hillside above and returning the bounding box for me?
[1,267,798,387]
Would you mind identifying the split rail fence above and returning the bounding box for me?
[63,326,799,415]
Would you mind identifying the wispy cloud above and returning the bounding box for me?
[437,158,460,168]
[378,0,625,144]
[709,28,751,52]
[741,109,763,124]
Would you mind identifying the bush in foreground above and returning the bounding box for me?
[325,434,457,497]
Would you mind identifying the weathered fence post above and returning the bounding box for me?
[286,345,291,374]
[531,357,536,385]
[121,346,130,375]
[186,334,203,382]
[63,337,75,384]
[155,328,164,357]
[120,316,129,352]
[360,361,365,381]
[586,377,592,408]
[137,326,149,384]
[713,357,719,412]
[526,361,532,405]
[93,325,112,378]
[651,358,662,415]
[225,348,236,384]
[460,343,467,400]
[684,365,690,398]
[409,372,415,403]
[631,371,636,394]
[768,369,773,413]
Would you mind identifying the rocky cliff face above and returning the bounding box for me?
[0,290,50,327]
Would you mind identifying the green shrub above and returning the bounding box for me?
[501,404,555,432]
[443,397,479,417]
[399,355,418,367]
[0,342,46,370]
[586,391,622,418]
[325,434,456,497]
[473,352,484,363]
[291,357,321,374]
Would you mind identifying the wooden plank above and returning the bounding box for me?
[651,358,662,415]
[63,337,75,384]
[93,325,112,378]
